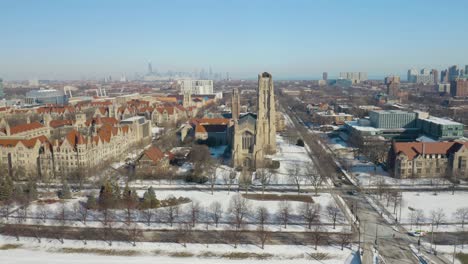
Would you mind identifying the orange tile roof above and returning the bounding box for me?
[190,118,230,125]
[65,129,86,146]
[142,146,165,164]
[49,119,74,128]
[393,142,467,160]
[0,135,48,148]
[10,122,45,135]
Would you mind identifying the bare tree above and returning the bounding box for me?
[37,203,49,223]
[288,165,303,194]
[176,221,192,247]
[226,221,242,249]
[209,201,223,227]
[305,164,322,196]
[375,177,387,199]
[277,200,291,229]
[228,194,250,229]
[54,202,68,244]
[256,206,270,230]
[256,167,273,196]
[17,203,29,223]
[430,208,446,229]
[222,169,237,194]
[326,202,340,229]
[164,205,179,227]
[415,209,425,229]
[125,223,143,246]
[189,201,201,227]
[310,225,324,250]
[454,207,468,228]
[338,232,352,250]
[256,226,271,249]
[0,200,13,220]
[141,208,154,227]
[78,203,89,224]
[299,202,321,229]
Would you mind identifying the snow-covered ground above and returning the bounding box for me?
[0,235,355,264]
[268,135,319,185]
[326,136,455,188]
[371,191,468,233]
[3,190,350,233]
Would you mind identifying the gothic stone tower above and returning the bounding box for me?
[183,90,192,108]
[255,72,276,155]
[231,88,240,121]
[232,72,277,170]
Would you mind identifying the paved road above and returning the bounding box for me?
[281,98,454,264]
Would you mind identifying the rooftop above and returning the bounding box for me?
[420,116,463,126]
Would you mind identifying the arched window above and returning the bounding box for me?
[242,131,254,151]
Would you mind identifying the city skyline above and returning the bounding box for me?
[1,0,468,80]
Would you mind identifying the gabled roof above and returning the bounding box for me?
[190,118,230,126]
[195,124,227,133]
[142,146,165,164]
[65,129,86,146]
[10,122,45,135]
[49,119,74,128]
[393,141,468,160]
[0,135,48,148]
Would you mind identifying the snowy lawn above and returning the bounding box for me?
[0,235,355,264]
[3,190,350,233]
[375,191,468,232]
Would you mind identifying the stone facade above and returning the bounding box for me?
[232,72,277,169]
[389,141,468,179]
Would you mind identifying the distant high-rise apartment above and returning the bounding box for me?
[465,65,468,76]
[339,72,367,83]
[431,69,439,85]
[451,78,468,97]
[177,80,214,94]
[322,72,328,81]
[384,76,400,97]
[407,68,434,84]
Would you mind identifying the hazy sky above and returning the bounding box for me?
[1,0,468,80]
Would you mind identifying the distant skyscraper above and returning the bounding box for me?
[441,69,449,83]
[322,72,328,81]
[448,65,459,82]
[407,69,418,82]
[0,78,4,98]
[431,69,439,85]
[407,68,434,84]
[465,65,468,76]
[148,62,153,74]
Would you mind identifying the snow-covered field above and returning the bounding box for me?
[0,235,355,264]
[372,191,468,232]
[3,190,350,233]
[268,135,319,185]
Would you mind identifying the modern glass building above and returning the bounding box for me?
[417,116,464,139]
[25,89,68,105]
[369,110,417,129]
